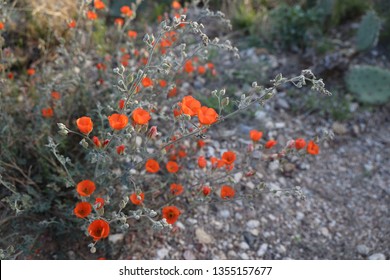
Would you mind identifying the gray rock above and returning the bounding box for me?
[368,253,386,260]
[356,244,369,255]
[246,219,260,229]
[257,243,268,257]
[240,252,250,260]
[108,233,124,244]
[156,248,169,259]
[332,122,348,135]
[276,98,290,110]
[183,250,196,260]
[239,241,250,250]
[243,231,257,248]
[227,250,237,258]
[195,228,214,244]
[219,209,231,219]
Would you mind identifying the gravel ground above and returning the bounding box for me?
[83,48,390,260]
[109,95,389,260]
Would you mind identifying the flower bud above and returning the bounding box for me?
[147,126,159,139]
[221,97,229,107]
[80,139,88,149]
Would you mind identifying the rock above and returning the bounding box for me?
[257,243,268,257]
[276,98,290,110]
[332,122,348,135]
[268,161,280,172]
[320,227,331,238]
[187,218,197,225]
[156,248,169,259]
[108,233,124,244]
[219,209,231,219]
[234,172,243,183]
[255,111,267,120]
[243,231,257,248]
[275,122,286,129]
[368,253,386,260]
[277,245,287,254]
[239,241,250,250]
[240,252,250,260]
[356,244,369,255]
[227,250,237,258]
[296,212,305,221]
[195,228,214,244]
[183,250,196,260]
[246,219,260,229]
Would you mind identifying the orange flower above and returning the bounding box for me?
[168,87,178,98]
[145,159,160,173]
[197,140,205,149]
[130,192,145,205]
[94,0,105,10]
[265,139,277,149]
[108,113,128,130]
[166,161,179,173]
[132,108,151,125]
[87,10,98,20]
[198,66,206,75]
[222,151,236,165]
[128,30,137,39]
[220,185,235,200]
[198,106,218,125]
[41,107,54,118]
[198,156,207,168]
[179,96,201,117]
[159,79,167,87]
[162,206,181,224]
[295,138,306,150]
[68,20,76,28]
[74,202,92,218]
[93,136,102,148]
[173,108,181,117]
[141,77,153,87]
[184,60,194,73]
[0,22,4,30]
[27,68,35,76]
[96,63,106,71]
[207,62,214,69]
[7,72,14,80]
[250,130,263,142]
[210,156,218,168]
[172,1,182,10]
[170,183,184,196]
[76,180,96,197]
[307,140,319,155]
[120,6,133,17]
[88,219,110,241]
[118,99,125,109]
[202,186,211,196]
[51,91,61,100]
[76,116,93,134]
[114,18,124,26]
[178,149,187,158]
[94,197,104,210]
[116,145,125,155]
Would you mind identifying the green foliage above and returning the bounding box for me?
[330,0,371,26]
[345,65,390,105]
[356,10,381,51]
[231,3,258,30]
[268,4,324,50]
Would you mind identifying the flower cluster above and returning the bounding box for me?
[0,0,331,256]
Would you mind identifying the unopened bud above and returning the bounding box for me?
[147,126,159,139]
[80,139,88,149]
[221,97,229,107]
